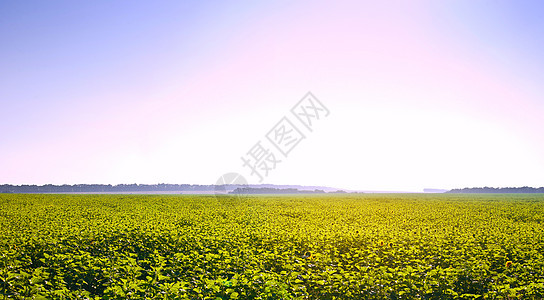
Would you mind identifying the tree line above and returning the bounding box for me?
[447,186,544,193]
[0,184,218,193]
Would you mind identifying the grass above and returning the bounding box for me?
[1,193,544,299]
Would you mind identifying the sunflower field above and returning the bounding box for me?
[1,193,544,299]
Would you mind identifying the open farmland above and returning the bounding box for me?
[1,194,544,299]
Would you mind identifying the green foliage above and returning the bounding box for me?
[1,193,544,299]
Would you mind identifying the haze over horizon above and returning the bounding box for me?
[2,1,544,192]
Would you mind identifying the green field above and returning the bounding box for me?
[1,193,544,299]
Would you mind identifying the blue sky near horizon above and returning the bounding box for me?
[1,1,543,191]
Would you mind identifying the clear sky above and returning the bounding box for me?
[1,0,543,191]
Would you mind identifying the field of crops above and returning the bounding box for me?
[1,193,544,299]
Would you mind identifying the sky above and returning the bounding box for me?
[1,0,543,192]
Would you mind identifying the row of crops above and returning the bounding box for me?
[1,193,544,299]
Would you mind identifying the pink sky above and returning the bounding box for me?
[1,1,543,191]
